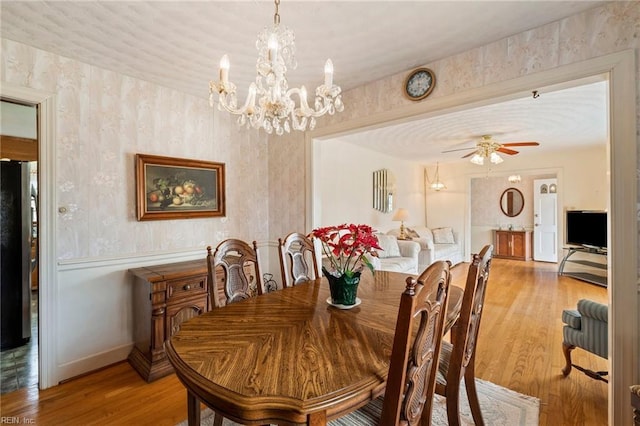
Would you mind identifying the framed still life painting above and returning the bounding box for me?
[135,153,226,221]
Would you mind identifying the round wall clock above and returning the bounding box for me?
[403,68,436,101]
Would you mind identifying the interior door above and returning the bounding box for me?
[533,178,558,262]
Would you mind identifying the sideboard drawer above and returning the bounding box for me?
[167,275,207,300]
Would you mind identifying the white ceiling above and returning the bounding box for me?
[0,1,610,162]
[338,79,608,164]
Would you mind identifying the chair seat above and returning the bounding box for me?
[436,340,453,385]
[328,396,384,425]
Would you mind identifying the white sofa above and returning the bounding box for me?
[387,226,464,272]
[369,234,420,274]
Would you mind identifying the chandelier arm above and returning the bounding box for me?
[218,89,256,116]
[288,87,334,117]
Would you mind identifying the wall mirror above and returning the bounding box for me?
[373,169,394,213]
[500,187,524,217]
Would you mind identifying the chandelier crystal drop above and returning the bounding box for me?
[209,0,344,135]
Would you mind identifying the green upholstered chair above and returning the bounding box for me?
[561,299,608,382]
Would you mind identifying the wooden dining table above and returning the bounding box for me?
[165,269,463,426]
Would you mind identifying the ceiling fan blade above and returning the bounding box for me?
[462,151,477,159]
[497,147,519,155]
[501,142,540,147]
[442,147,475,153]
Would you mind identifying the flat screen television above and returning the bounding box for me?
[565,210,607,250]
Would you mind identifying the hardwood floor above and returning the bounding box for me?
[0,258,608,425]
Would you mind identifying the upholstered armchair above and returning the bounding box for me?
[561,299,608,382]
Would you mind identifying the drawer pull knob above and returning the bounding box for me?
[183,284,191,291]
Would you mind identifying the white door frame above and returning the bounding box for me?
[306,50,638,425]
[1,83,58,389]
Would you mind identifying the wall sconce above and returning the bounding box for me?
[425,163,446,191]
[508,174,522,183]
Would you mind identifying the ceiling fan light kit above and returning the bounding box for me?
[446,134,539,165]
[209,0,344,135]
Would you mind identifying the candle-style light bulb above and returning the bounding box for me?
[219,54,230,84]
[247,83,257,114]
[324,59,334,87]
[268,33,278,62]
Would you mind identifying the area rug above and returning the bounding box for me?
[177,378,539,426]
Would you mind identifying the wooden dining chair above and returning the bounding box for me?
[278,232,321,288]
[206,239,264,308]
[206,239,266,426]
[435,244,493,426]
[330,260,451,426]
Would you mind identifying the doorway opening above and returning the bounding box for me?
[308,50,637,424]
[0,100,39,393]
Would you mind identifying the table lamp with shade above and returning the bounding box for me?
[392,208,409,239]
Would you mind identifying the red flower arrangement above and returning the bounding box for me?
[311,224,382,278]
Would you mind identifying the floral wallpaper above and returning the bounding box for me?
[1,39,269,260]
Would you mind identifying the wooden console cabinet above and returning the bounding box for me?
[128,259,210,382]
[494,230,531,260]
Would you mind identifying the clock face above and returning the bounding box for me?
[404,68,435,101]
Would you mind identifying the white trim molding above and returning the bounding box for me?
[1,83,58,389]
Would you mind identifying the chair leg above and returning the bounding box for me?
[213,413,223,426]
[445,379,461,426]
[464,366,484,426]
[562,343,575,376]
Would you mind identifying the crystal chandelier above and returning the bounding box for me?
[209,0,344,135]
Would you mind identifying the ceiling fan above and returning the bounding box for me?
[443,134,539,165]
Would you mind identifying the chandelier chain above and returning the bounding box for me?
[274,0,280,25]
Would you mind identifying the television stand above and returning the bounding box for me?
[558,246,607,287]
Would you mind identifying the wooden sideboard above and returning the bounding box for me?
[494,229,531,261]
[128,259,210,382]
